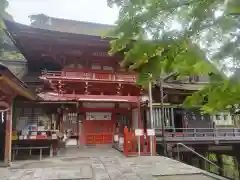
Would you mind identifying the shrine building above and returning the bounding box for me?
[4,19,143,147]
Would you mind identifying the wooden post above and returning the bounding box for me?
[159,78,167,156]
[77,103,80,147]
[124,126,128,156]
[4,103,12,165]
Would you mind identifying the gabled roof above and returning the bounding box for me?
[162,82,206,91]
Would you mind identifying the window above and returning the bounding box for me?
[216,114,221,120]
[223,114,228,121]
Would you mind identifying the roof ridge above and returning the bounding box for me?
[48,15,116,27]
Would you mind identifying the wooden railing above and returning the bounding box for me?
[40,70,137,83]
[155,128,240,142]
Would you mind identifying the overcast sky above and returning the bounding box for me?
[7,0,118,25]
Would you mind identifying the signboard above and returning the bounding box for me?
[119,137,124,145]
[86,112,112,120]
[147,129,155,136]
[135,129,143,136]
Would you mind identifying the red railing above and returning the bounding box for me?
[123,127,156,157]
[40,69,137,83]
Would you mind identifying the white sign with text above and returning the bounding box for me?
[135,129,144,136]
[147,129,155,136]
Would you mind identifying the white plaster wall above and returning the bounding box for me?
[212,112,233,126]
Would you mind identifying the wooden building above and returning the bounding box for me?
[4,18,240,170]
[4,17,240,179]
[4,19,142,146]
[0,63,36,165]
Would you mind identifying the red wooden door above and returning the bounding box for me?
[84,120,114,144]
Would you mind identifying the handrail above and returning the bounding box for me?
[40,69,137,83]
[176,143,222,170]
[155,127,240,130]
[155,128,240,138]
[41,69,137,76]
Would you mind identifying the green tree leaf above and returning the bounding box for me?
[107,0,240,113]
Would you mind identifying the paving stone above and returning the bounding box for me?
[32,168,43,178]
[6,169,25,180]
[94,173,111,180]
[42,168,60,179]
[1,147,226,180]
[0,168,11,179]
[19,169,35,180]
[105,167,124,179]
[137,173,155,180]
[124,173,142,180]
[81,165,93,179]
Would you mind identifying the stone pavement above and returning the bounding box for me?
[0,146,227,180]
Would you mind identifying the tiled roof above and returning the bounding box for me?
[163,82,206,91]
[31,16,115,37]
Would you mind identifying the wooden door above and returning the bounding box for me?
[84,112,115,144]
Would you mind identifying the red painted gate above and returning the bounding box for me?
[123,127,156,156]
[84,120,114,145]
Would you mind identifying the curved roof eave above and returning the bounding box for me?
[3,20,114,43]
[0,62,38,100]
